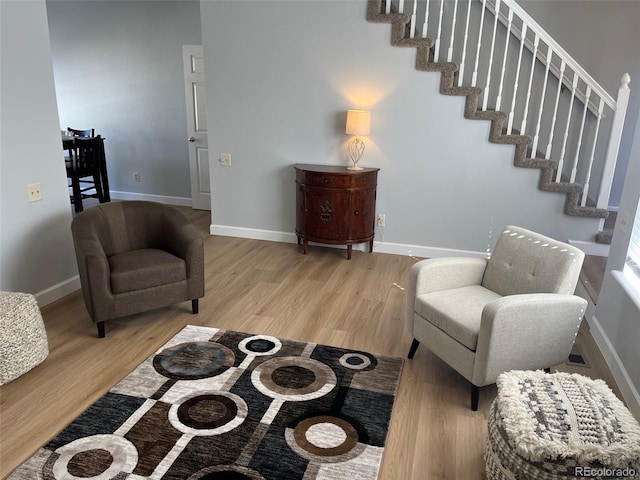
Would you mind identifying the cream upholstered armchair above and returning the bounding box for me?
[71,201,204,338]
[406,225,587,410]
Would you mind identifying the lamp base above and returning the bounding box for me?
[347,137,366,172]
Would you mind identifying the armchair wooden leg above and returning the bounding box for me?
[471,384,480,411]
[97,321,105,338]
[192,299,199,314]
[408,338,420,359]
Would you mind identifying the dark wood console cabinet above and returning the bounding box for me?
[295,164,379,259]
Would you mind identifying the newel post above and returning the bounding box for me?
[597,73,631,210]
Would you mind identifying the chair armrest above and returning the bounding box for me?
[160,209,205,298]
[472,293,587,386]
[71,235,113,322]
[184,231,204,295]
[82,253,114,321]
[406,257,488,333]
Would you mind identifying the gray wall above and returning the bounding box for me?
[0,0,78,300]
[201,0,601,255]
[593,111,640,419]
[42,0,637,251]
[46,0,202,201]
[519,0,640,209]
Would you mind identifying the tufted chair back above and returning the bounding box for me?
[482,225,585,297]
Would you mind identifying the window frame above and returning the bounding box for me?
[612,199,640,310]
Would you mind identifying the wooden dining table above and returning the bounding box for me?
[63,134,111,203]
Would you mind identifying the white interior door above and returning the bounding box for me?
[183,45,210,210]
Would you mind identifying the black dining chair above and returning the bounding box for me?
[66,136,105,212]
[67,127,95,138]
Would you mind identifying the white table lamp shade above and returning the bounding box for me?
[346,110,370,136]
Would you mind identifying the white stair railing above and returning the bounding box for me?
[390,0,630,212]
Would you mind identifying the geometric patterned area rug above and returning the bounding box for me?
[9,325,404,480]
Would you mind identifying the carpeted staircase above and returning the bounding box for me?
[366,0,611,229]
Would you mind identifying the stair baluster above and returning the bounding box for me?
[409,0,417,38]
[506,22,527,134]
[530,46,554,158]
[421,0,431,38]
[482,0,501,111]
[520,33,539,134]
[570,85,592,183]
[583,98,605,207]
[495,8,513,112]
[556,72,579,183]
[446,0,459,62]
[471,0,487,87]
[457,0,473,86]
[433,0,445,62]
[545,60,566,159]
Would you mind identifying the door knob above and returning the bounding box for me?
[188,136,196,142]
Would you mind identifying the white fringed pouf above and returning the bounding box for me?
[0,291,49,385]
[485,370,640,480]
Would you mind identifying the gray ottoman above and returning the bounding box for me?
[0,291,49,385]
[485,370,640,480]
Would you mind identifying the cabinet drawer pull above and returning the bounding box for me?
[354,211,359,215]
[323,178,329,183]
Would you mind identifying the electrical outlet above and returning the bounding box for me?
[27,183,42,202]
[619,210,630,233]
[134,172,141,182]
[219,153,231,166]
[377,214,386,227]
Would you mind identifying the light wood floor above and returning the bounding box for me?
[0,207,621,479]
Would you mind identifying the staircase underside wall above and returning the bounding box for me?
[374,71,603,251]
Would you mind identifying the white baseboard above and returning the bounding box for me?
[210,225,298,244]
[568,240,610,257]
[35,275,80,307]
[588,314,640,420]
[209,224,487,259]
[110,191,192,207]
[210,225,371,252]
[372,240,488,259]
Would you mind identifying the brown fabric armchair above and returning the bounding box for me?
[71,201,204,338]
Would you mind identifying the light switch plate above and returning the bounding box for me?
[219,154,231,166]
[619,210,630,233]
